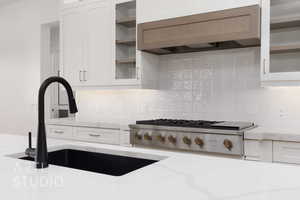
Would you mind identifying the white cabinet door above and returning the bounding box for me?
[244,140,273,162]
[273,141,300,165]
[261,0,300,85]
[137,0,261,23]
[61,8,85,86]
[260,0,270,82]
[83,0,114,86]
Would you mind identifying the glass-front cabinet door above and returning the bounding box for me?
[262,0,300,84]
[114,0,139,84]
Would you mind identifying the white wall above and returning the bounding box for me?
[76,48,300,131]
[0,0,59,135]
[1,0,300,134]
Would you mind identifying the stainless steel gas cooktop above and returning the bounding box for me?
[130,119,256,157]
[136,119,254,130]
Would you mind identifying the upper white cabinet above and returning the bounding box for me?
[113,0,159,88]
[114,1,138,83]
[61,0,114,87]
[137,0,261,23]
[84,1,114,86]
[61,7,83,87]
[261,0,300,86]
[60,0,158,89]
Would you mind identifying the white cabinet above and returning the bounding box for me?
[113,0,159,88]
[47,124,124,145]
[244,140,273,162]
[61,0,158,89]
[47,125,74,139]
[261,0,300,86]
[273,141,300,165]
[137,0,261,23]
[61,7,84,87]
[119,130,131,147]
[74,127,120,144]
[114,1,138,83]
[84,0,114,86]
[245,139,300,165]
[61,0,114,87]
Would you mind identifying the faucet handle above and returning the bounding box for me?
[25,132,36,159]
[28,132,32,149]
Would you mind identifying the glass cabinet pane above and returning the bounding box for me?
[269,0,300,74]
[115,1,137,80]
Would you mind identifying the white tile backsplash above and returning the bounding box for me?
[76,48,300,130]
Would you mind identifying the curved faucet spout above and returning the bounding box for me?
[36,76,78,169]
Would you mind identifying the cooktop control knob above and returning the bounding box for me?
[183,137,192,146]
[133,130,143,140]
[168,135,177,144]
[223,139,233,151]
[135,133,142,140]
[156,134,166,143]
[144,133,152,141]
[195,137,204,148]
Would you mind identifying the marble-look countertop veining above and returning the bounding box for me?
[245,126,300,142]
[1,134,300,200]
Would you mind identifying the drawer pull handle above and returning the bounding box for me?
[54,130,64,134]
[89,134,101,137]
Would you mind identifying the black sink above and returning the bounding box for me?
[20,149,158,176]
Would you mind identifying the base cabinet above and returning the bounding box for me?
[244,140,273,162]
[74,127,119,145]
[273,141,300,165]
[47,125,130,146]
[48,125,74,139]
[119,130,131,147]
[245,139,300,165]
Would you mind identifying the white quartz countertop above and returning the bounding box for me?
[1,134,300,200]
[245,126,300,142]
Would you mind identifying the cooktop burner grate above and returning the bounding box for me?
[136,119,254,131]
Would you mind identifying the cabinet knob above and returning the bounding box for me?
[183,137,192,146]
[168,135,177,144]
[223,139,233,151]
[195,137,204,148]
[144,133,152,141]
[134,132,142,140]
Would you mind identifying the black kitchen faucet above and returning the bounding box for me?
[35,76,78,169]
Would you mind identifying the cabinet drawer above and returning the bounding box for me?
[47,125,73,139]
[244,140,272,162]
[273,141,300,165]
[74,127,120,145]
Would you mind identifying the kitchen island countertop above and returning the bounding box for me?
[0,134,300,200]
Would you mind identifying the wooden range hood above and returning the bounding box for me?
[138,5,261,55]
